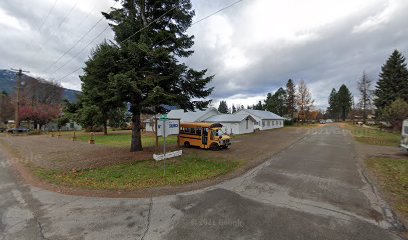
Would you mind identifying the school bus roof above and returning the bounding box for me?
[181,122,223,129]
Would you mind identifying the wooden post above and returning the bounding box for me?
[89,132,95,144]
[72,131,77,141]
[155,118,158,147]
[177,119,181,148]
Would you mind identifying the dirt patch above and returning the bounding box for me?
[0,135,173,171]
[0,127,308,198]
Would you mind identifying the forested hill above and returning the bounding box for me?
[0,69,80,102]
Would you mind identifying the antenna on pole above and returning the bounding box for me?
[10,68,30,128]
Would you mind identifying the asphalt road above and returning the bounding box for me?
[0,125,405,240]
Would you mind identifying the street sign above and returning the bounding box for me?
[159,114,168,121]
[153,150,183,161]
[157,120,179,137]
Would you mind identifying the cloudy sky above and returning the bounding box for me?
[1,0,408,109]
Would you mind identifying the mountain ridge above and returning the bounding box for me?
[0,69,80,102]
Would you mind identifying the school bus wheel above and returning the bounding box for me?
[184,141,191,148]
[210,143,220,151]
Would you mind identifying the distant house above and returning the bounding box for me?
[204,114,256,135]
[235,109,285,130]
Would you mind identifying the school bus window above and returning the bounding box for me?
[196,128,202,136]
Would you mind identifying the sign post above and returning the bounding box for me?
[159,114,168,176]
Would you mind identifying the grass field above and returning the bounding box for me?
[76,133,178,148]
[344,124,400,146]
[34,155,239,190]
[366,158,408,217]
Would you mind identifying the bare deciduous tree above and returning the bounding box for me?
[357,71,372,123]
[296,80,314,123]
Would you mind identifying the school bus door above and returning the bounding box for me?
[202,127,208,147]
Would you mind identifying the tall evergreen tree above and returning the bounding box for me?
[327,88,339,119]
[103,1,214,151]
[374,50,408,112]
[265,87,287,116]
[217,100,229,113]
[253,100,263,110]
[80,41,124,135]
[337,84,353,121]
[286,79,296,119]
[357,71,372,123]
[231,104,237,113]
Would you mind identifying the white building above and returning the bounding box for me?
[144,108,220,132]
[235,109,285,130]
[168,107,220,122]
[145,107,258,135]
[145,107,283,134]
[204,114,257,135]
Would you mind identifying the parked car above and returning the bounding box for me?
[319,120,326,124]
[6,128,31,134]
[401,119,408,152]
[0,127,6,132]
[325,119,334,123]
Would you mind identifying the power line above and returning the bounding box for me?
[55,0,244,82]
[57,0,79,28]
[37,0,59,32]
[11,0,59,68]
[28,0,80,65]
[192,0,244,25]
[51,25,111,75]
[42,2,117,73]
[118,6,178,45]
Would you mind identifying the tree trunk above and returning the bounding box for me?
[130,106,143,152]
[103,121,108,135]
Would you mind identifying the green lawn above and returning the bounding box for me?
[77,133,178,147]
[345,124,400,146]
[34,156,239,190]
[366,158,408,217]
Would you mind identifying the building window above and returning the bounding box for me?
[262,120,265,127]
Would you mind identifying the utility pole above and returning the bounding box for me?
[10,68,29,128]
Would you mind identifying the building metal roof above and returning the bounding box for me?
[167,107,219,122]
[204,114,256,123]
[236,109,285,120]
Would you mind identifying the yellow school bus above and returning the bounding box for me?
[179,122,231,150]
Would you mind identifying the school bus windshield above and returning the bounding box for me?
[212,129,224,138]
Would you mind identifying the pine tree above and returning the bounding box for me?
[217,100,228,113]
[286,79,296,119]
[327,88,339,119]
[80,41,125,135]
[103,1,214,151]
[265,88,287,116]
[232,104,237,113]
[357,71,372,123]
[337,84,353,121]
[374,50,408,112]
[254,101,263,110]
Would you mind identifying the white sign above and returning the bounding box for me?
[157,120,180,137]
[153,150,183,161]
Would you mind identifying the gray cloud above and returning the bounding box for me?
[1,0,408,109]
